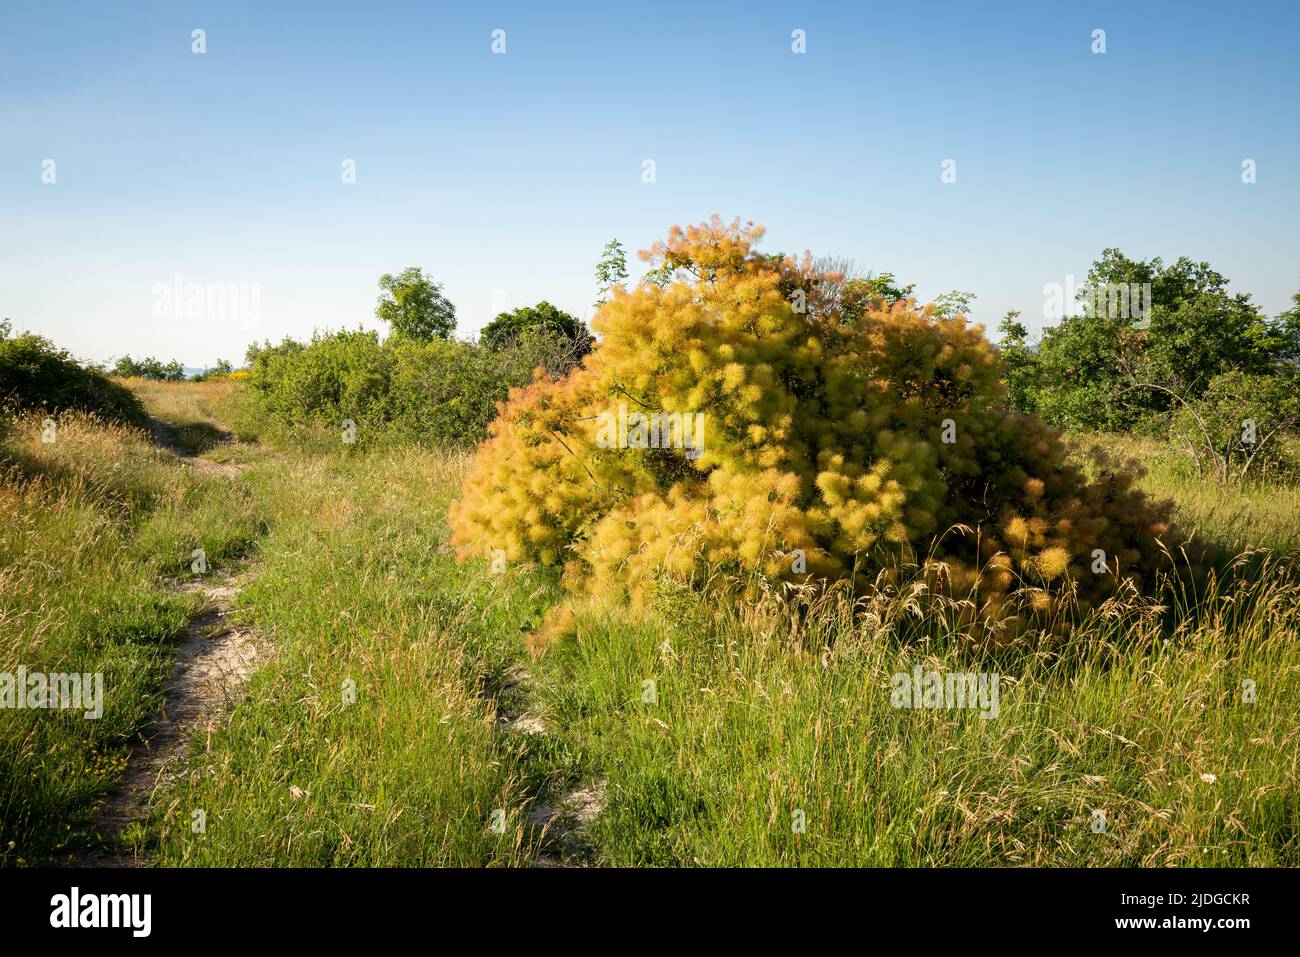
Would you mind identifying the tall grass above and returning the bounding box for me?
[147,448,563,865]
[535,562,1298,865]
[1068,432,1300,556]
[0,412,263,864]
[6,382,1296,867]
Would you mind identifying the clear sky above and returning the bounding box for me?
[2,0,1297,368]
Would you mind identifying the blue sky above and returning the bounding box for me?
[2,0,1298,368]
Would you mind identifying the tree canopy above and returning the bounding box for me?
[376,267,456,341]
[479,301,589,351]
[1028,250,1280,431]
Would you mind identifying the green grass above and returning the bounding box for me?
[5,383,1297,867]
[146,447,564,865]
[1067,431,1300,557]
[0,412,264,865]
[533,572,1298,865]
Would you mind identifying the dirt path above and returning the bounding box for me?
[496,666,605,867]
[77,421,265,866]
[79,574,261,866]
[147,417,244,477]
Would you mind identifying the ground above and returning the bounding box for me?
[1,380,1296,867]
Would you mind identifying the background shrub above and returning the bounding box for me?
[1030,251,1280,432]
[480,301,592,357]
[1168,370,1300,483]
[242,326,586,448]
[110,355,185,381]
[1000,253,1300,441]
[0,325,146,427]
[190,359,235,382]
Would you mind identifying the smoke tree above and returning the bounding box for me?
[451,218,1199,646]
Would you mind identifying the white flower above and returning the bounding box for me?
[1200,773,1217,784]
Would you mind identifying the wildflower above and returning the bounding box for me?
[1200,773,1217,784]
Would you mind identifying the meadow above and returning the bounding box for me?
[2,379,1295,866]
[0,389,263,865]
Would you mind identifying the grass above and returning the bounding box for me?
[1067,431,1300,557]
[0,411,264,864]
[146,447,559,865]
[126,377,280,466]
[533,569,1299,865]
[125,378,238,434]
[4,381,1297,867]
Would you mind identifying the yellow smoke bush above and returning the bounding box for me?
[450,217,1193,645]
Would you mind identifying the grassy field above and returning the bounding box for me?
[3,381,1297,866]
[1065,431,1300,557]
[0,403,264,865]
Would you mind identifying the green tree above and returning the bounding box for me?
[480,301,590,353]
[111,355,185,381]
[192,358,234,381]
[376,267,456,341]
[839,272,916,324]
[996,310,1040,414]
[932,289,977,319]
[594,239,628,308]
[1168,370,1300,482]
[1266,288,1300,366]
[1035,250,1275,431]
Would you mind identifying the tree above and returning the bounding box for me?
[480,301,591,356]
[1266,288,1300,366]
[594,239,628,308]
[837,273,974,324]
[932,289,977,319]
[1168,370,1300,482]
[1035,249,1275,431]
[839,272,916,324]
[996,310,1040,415]
[191,358,234,381]
[376,267,456,341]
[111,355,185,381]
